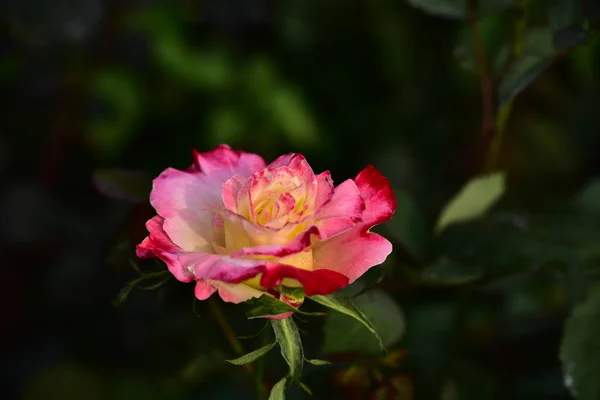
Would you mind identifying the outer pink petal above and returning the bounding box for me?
[312,165,396,284]
[213,282,264,303]
[194,279,263,303]
[191,144,266,176]
[136,216,194,283]
[315,179,365,239]
[179,252,266,283]
[354,164,397,226]
[259,266,348,296]
[150,168,222,252]
[312,229,392,284]
[194,280,217,299]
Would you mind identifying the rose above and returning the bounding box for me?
[137,144,396,313]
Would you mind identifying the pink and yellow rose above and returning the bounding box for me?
[137,145,396,311]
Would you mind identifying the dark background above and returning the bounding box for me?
[2,0,600,399]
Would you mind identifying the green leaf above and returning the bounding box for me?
[453,13,512,75]
[478,0,514,13]
[316,291,404,355]
[271,317,304,380]
[305,358,331,366]
[498,55,552,108]
[92,169,151,203]
[244,295,324,319]
[553,25,588,52]
[113,270,171,307]
[574,179,600,216]
[226,342,276,366]
[496,27,556,107]
[420,259,484,285]
[268,377,288,400]
[385,188,429,261]
[560,285,600,400]
[548,0,583,32]
[297,381,313,395]
[405,0,467,19]
[310,293,385,351]
[522,27,554,56]
[435,172,506,234]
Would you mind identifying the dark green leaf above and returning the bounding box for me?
[498,27,555,107]
[271,317,304,380]
[560,286,600,400]
[268,377,287,400]
[319,290,404,355]
[548,1,587,51]
[498,55,553,108]
[92,169,152,203]
[553,25,588,52]
[478,0,514,13]
[522,27,555,56]
[548,0,583,32]
[297,381,313,395]
[435,172,506,234]
[405,0,467,19]
[453,13,512,75]
[244,295,324,319]
[310,292,385,352]
[574,179,600,216]
[304,358,331,366]
[226,342,276,365]
[420,259,484,285]
[112,270,170,307]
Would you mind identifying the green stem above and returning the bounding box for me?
[208,298,254,375]
[483,0,527,172]
[255,327,269,400]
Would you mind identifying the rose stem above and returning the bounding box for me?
[208,297,255,375]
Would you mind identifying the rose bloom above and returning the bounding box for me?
[137,145,396,313]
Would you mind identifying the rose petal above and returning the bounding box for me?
[136,216,194,282]
[179,252,265,283]
[354,165,397,226]
[222,174,246,212]
[260,266,348,296]
[267,153,318,202]
[220,209,290,249]
[314,171,334,210]
[230,226,319,259]
[194,279,264,303]
[194,279,217,299]
[313,228,393,284]
[150,168,220,252]
[311,166,396,284]
[213,281,265,303]
[316,179,365,239]
[191,144,266,176]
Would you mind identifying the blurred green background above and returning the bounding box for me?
[2,0,600,399]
